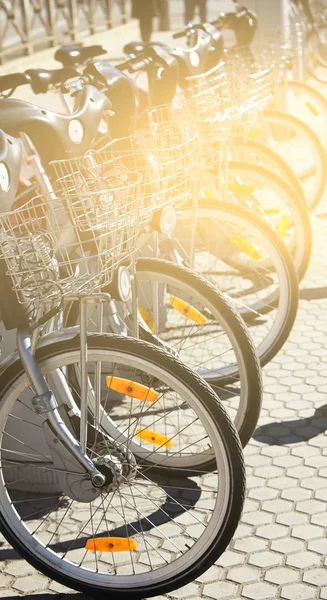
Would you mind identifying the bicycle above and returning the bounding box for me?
[0,125,246,599]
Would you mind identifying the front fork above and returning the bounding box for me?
[16,295,112,492]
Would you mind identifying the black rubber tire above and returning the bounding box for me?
[176,200,299,369]
[0,333,245,599]
[227,160,312,282]
[135,257,263,446]
[262,109,327,212]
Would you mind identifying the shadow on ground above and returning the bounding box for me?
[254,403,327,445]
[2,596,92,600]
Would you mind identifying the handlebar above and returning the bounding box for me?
[116,56,153,73]
[172,18,223,40]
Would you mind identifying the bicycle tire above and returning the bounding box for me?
[0,333,245,599]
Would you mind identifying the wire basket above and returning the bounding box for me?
[183,64,234,165]
[136,103,199,212]
[53,115,198,221]
[0,176,141,324]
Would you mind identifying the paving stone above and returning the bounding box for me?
[233,537,267,554]
[227,565,260,584]
[168,582,199,598]
[256,524,289,540]
[265,566,300,585]
[196,566,224,584]
[311,511,327,527]
[307,538,327,554]
[217,550,245,568]
[303,567,327,586]
[242,511,273,526]
[248,551,282,568]
[286,551,321,569]
[248,487,278,501]
[280,583,317,600]
[271,538,305,554]
[296,499,326,514]
[292,523,324,540]
[204,581,238,599]
[4,560,37,577]
[12,574,49,593]
[262,499,292,514]
[277,511,308,526]
[268,477,297,490]
[242,581,277,600]
[281,487,312,502]
[0,573,13,589]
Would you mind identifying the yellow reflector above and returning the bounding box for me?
[277,214,289,238]
[228,183,256,196]
[248,128,260,139]
[305,102,319,116]
[264,207,280,215]
[309,51,316,63]
[106,377,158,402]
[138,305,154,333]
[232,234,262,260]
[85,537,137,553]
[169,296,207,324]
[135,429,172,447]
[202,188,215,198]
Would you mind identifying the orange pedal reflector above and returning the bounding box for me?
[106,377,158,402]
[277,214,289,238]
[228,183,256,196]
[138,305,154,333]
[232,234,261,260]
[305,102,319,116]
[169,296,207,324]
[135,429,172,447]
[264,207,280,215]
[85,537,137,553]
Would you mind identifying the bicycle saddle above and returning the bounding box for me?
[0,72,31,94]
[0,129,22,213]
[0,86,109,164]
[55,43,107,67]
[25,67,80,94]
[84,61,139,137]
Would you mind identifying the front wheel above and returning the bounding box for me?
[0,334,245,599]
[174,200,299,368]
